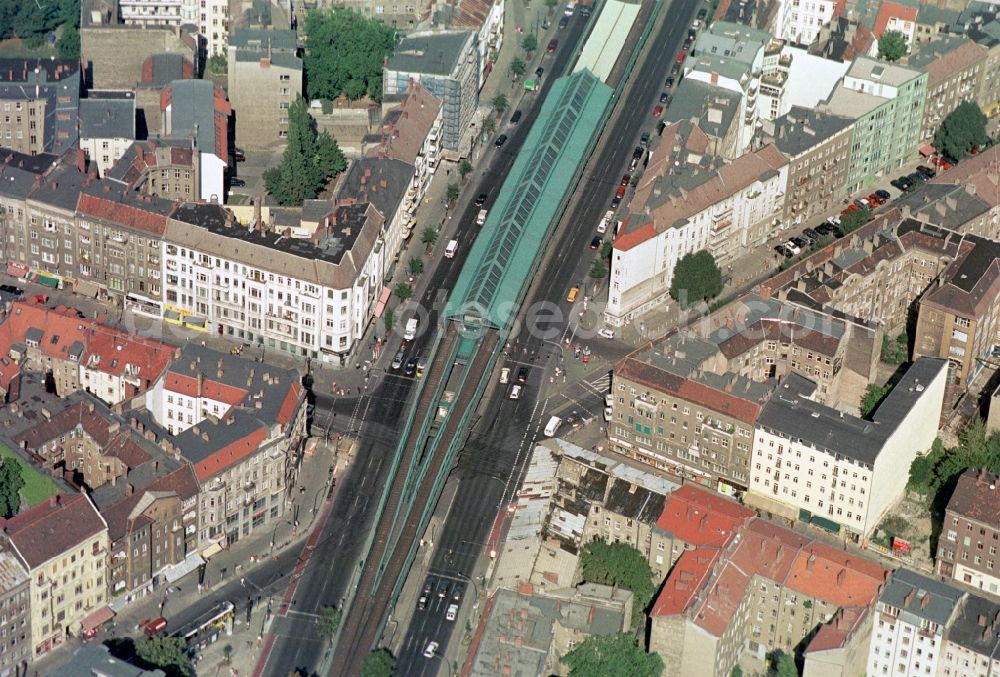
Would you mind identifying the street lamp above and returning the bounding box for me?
[431,653,454,677]
[269,519,294,555]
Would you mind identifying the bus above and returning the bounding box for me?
[172,601,235,653]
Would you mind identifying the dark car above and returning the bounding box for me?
[535,66,545,78]
[890,179,908,191]
[547,38,559,53]
[632,146,644,160]
[590,236,603,249]
[437,579,451,598]
[790,236,807,248]
[640,132,650,147]
[475,192,488,206]
[671,62,681,75]
[510,110,522,124]
[424,576,438,595]
[580,4,591,15]
[0,285,23,296]
[659,91,669,104]
[558,15,569,28]
[917,164,937,178]
[452,584,465,602]
[874,189,891,200]
[517,366,529,383]
[404,358,418,376]
[697,7,707,19]
[774,244,792,258]
[232,148,246,162]
[665,76,675,88]
[230,177,246,187]
[803,228,821,241]
[620,174,631,187]
[495,134,508,147]
[907,172,926,184]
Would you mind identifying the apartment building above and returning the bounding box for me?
[867,568,963,677]
[136,53,197,136]
[384,31,479,154]
[117,0,228,57]
[937,468,1000,596]
[0,493,109,659]
[869,1,919,56]
[79,91,137,178]
[143,344,306,549]
[107,138,201,202]
[914,233,1000,388]
[755,40,850,123]
[802,607,874,677]
[652,483,754,571]
[938,592,1000,677]
[163,200,387,361]
[160,79,231,201]
[650,517,887,676]
[914,145,1000,241]
[606,142,787,325]
[768,106,853,225]
[118,0,183,27]
[0,549,30,673]
[909,36,988,142]
[821,57,927,193]
[773,0,840,46]
[0,59,80,157]
[747,358,947,539]
[76,180,174,313]
[227,29,302,148]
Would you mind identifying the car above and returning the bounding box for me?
[446,604,458,622]
[510,110,522,124]
[890,179,908,191]
[854,198,871,209]
[567,286,580,302]
[417,595,428,611]
[665,76,675,88]
[558,15,569,28]
[615,186,626,200]
[790,236,807,248]
[610,196,621,208]
[866,193,882,206]
[233,148,246,162]
[230,177,246,187]
[564,2,574,15]
[597,209,612,234]
[391,350,405,370]
[907,172,926,185]
[453,584,465,601]
[671,62,681,75]
[841,205,859,216]
[632,146,644,160]
[437,579,451,598]
[423,642,439,659]
[774,244,791,258]
[640,132,650,147]
[517,366,529,383]
[784,241,801,256]
[416,358,427,378]
[620,174,631,187]
[874,189,891,200]
[500,367,510,384]
[917,165,936,179]
[591,235,603,249]
[403,358,418,376]
[580,3,591,15]
[652,105,664,117]
[659,91,669,104]
[697,7,707,18]
[548,38,559,53]
[0,284,22,296]
[509,384,522,400]
[535,66,545,78]
[797,232,814,246]
[423,576,437,595]
[828,214,841,225]
[495,134,508,147]
[803,228,821,241]
[815,223,835,236]
[475,192,488,206]
[897,176,914,189]
[676,49,687,63]
[598,327,615,338]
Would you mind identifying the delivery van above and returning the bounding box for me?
[404,317,418,341]
[445,239,458,258]
[544,416,562,437]
[477,209,488,225]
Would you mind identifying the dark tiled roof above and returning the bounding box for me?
[879,567,963,626]
[79,92,136,140]
[947,468,1000,526]
[2,493,106,569]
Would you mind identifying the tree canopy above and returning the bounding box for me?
[316,605,342,642]
[304,8,396,102]
[264,97,347,205]
[934,101,989,161]
[878,30,907,62]
[361,648,396,677]
[669,250,723,308]
[0,0,78,48]
[770,650,798,677]
[134,637,192,677]
[909,419,1000,502]
[580,539,655,625]
[860,381,893,418]
[0,456,24,519]
[562,633,664,677]
[840,207,873,234]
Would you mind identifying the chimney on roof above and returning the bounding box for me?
[837,568,846,585]
[806,553,815,571]
[197,371,204,398]
[904,588,915,608]
[979,614,988,626]
[88,402,95,413]
[126,483,134,496]
[920,592,930,609]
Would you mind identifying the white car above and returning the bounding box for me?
[564,2,575,15]
[597,209,614,234]
[446,603,458,621]
[391,351,405,370]
[598,327,615,339]
[784,240,801,256]
[510,384,522,400]
[500,367,510,384]
[423,641,439,658]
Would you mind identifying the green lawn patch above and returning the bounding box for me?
[0,442,59,508]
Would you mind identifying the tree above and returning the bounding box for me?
[207,54,227,74]
[878,30,907,62]
[384,307,395,332]
[446,182,460,204]
[421,226,438,247]
[483,117,497,137]
[545,0,559,13]
[315,605,342,642]
[861,382,893,418]
[57,23,80,60]
[361,648,396,677]
[394,282,412,302]
[134,636,192,677]
[509,57,526,79]
[0,457,24,519]
[408,257,424,276]
[264,97,347,205]
[769,650,798,677]
[459,159,473,181]
[580,539,655,625]
[669,250,723,308]
[0,0,77,47]
[303,9,396,102]
[600,241,614,259]
[522,33,538,53]
[590,259,607,279]
[492,94,509,117]
[881,332,908,365]
[562,633,663,677]
[731,667,744,677]
[934,101,989,161]
[840,208,873,234]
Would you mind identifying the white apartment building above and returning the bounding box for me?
[756,41,850,121]
[118,0,183,26]
[773,0,839,46]
[163,202,386,363]
[605,140,787,326]
[868,569,963,677]
[78,92,137,178]
[119,0,228,58]
[747,358,946,539]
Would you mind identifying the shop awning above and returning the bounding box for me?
[200,541,224,559]
[164,554,205,583]
[747,491,799,521]
[373,286,392,319]
[919,143,936,157]
[6,262,28,278]
[80,605,114,632]
[74,279,101,299]
[33,273,59,288]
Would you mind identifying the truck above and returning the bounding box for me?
[404,317,418,341]
[445,239,458,258]
[524,79,538,92]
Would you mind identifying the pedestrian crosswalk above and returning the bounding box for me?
[582,371,612,396]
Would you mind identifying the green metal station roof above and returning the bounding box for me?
[446,69,612,330]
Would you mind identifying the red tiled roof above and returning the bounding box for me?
[77,193,170,235]
[84,326,175,383]
[785,541,887,607]
[2,493,106,569]
[655,485,755,546]
[192,425,268,481]
[650,547,721,617]
[873,1,917,38]
[805,607,870,653]
[165,372,247,406]
[276,380,302,426]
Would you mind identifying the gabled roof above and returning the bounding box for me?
[2,493,106,569]
[655,484,754,545]
[946,468,1000,526]
[367,81,442,166]
[805,607,871,654]
[78,181,175,234]
[873,1,919,38]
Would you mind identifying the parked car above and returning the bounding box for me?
[615,186,626,200]
[775,244,792,258]
[671,62,681,75]
[591,235,603,249]
[233,148,246,162]
[566,286,580,303]
[897,176,914,189]
[784,241,801,256]
[404,358,418,376]
[598,327,615,338]
[803,227,821,241]
[494,134,508,147]
[652,104,664,117]
[610,195,621,208]
[548,38,559,53]
[564,2,574,15]
[437,579,451,598]
[889,179,908,191]
[632,146,643,160]
[517,366,529,383]
[874,189,891,200]
[697,7,707,19]
[510,110,522,124]
[423,576,437,595]
[916,165,936,178]
[500,367,510,384]
[475,192,488,206]
[558,15,569,28]
[640,131,650,147]
[0,284,23,296]
[659,91,669,104]
[391,350,405,370]
[665,76,675,88]
[230,177,246,187]
[424,642,439,659]
[853,198,871,209]
[620,174,631,187]
[907,172,926,184]
[535,66,545,78]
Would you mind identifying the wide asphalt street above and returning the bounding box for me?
[393,0,703,673]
